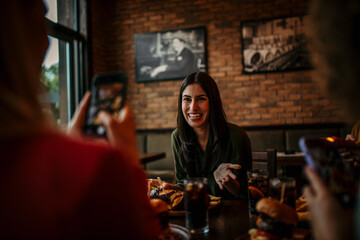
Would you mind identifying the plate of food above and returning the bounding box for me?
[148,179,222,216]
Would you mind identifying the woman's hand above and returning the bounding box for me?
[304,167,352,240]
[214,163,241,189]
[345,134,356,142]
[97,103,139,166]
[68,92,139,166]
[213,163,241,195]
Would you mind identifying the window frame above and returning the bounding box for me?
[44,0,88,123]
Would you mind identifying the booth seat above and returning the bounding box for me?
[137,132,175,183]
[137,123,352,183]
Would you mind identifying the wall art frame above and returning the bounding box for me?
[134,26,206,83]
[241,15,312,74]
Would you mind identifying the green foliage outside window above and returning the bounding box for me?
[41,63,59,92]
[40,63,60,124]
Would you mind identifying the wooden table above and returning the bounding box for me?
[169,200,311,240]
[169,200,250,240]
[139,152,166,166]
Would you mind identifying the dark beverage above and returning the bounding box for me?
[184,178,209,234]
[247,169,269,214]
[269,177,296,209]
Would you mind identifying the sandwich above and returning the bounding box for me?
[249,198,298,240]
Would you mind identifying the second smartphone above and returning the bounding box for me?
[83,72,127,137]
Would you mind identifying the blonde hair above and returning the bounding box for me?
[0,0,49,137]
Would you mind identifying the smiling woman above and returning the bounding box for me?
[171,72,253,199]
[181,83,210,142]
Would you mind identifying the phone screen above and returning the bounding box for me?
[84,73,127,137]
[299,137,360,208]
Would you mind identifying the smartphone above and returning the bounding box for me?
[83,72,127,137]
[299,136,360,208]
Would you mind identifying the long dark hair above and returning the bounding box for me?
[177,72,229,175]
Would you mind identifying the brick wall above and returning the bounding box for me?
[90,0,344,130]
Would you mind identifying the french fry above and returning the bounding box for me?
[297,211,310,221]
[209,200,220,206]
[157,177,162,188]
[209,194,221,201]
[147,181,151,198]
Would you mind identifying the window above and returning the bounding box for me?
[41,0,88,127]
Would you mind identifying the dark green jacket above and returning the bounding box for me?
[171,123,252,199]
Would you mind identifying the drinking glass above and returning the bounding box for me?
[184,178,209,234]
[269,177,296,208]
[247,169,269,215]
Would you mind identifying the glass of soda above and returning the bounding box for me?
[269,177,296,209]
[184,178,209,234]
[247,169,269,215]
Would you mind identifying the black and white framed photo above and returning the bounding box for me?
[241,15,312,74]
[134,26,206,83]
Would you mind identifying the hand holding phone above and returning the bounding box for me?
[83,72,127,137]
[299,137,360,208]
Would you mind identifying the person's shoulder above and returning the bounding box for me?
[11,131,139,184]
[43,131,127,162]
[226,123,251,152]
[227,122,249,139]
[171,128,179,137]
[46,131,112,150]
[171,128,180,141]
[227,122,246,133]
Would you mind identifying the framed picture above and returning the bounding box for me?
[134,26,206,83]
[241,15,312,74]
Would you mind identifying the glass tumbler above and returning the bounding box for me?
[269,177,296,209]
[184,178,209,234]
[247,169,269,215]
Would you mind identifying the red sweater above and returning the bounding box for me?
[0,132,160,239]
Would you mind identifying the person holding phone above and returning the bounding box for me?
[0,1,160,239]
[303,0,360,239]
[171,72,252,199]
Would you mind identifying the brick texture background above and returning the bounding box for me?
[90,0,344,130]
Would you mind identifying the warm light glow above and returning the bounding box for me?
[326,137,335,142]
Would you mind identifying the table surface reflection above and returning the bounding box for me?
[169,200,250,240]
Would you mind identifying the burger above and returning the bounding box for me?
[150,187,184,210]
[249,198,298,240]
